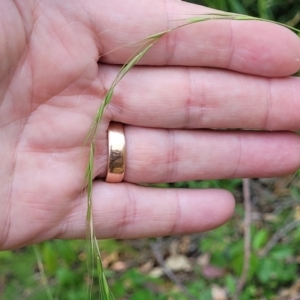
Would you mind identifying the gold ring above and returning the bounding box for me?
[105,122,126,183]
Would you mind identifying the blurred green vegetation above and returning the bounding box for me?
[186,0,300,29]
[1,179,300,299]
[1,1,300,299]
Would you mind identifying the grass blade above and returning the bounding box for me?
[32,245,54,300]
[84,12,300,299]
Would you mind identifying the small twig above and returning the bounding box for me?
[151,238,197,300]
[260,219,300,256]
[233,178,251,300]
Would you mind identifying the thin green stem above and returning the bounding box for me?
[32,245,54,300]
[84,13,300,299]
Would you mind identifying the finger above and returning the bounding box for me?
[96,128,300,182]
[62,182,235,240]
[0,1,25,82]
[91,0,300,76]
[102,66,300,131]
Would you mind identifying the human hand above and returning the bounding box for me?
[1,0,300,250]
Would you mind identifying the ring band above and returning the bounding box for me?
[105,122,126,183]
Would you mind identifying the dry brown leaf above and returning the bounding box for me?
[294,206,300,221]
[263,213,278,222]
[139,260,154,274]
[165,255,192,272]
[149,267,164,278]
[102,252,119,268]
[178,236,191,254]
[211,284,227,300]
[197,253,210,267]
[111,261,127,272]
[275,279,300,300]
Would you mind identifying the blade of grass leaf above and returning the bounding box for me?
[32,244,54,300]
[228,0,248,15]
[95,238,115,300]
[85,143,95,300]
[86,41,156,146]
[85,41,159,299]
[84,13,300,299]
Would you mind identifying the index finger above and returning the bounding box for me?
[91,0,300,77]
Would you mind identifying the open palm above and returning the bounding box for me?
[1,0,300,250]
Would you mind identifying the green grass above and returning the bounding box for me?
[1,1,300,299]
[83,6,300,297]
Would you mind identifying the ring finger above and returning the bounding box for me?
[96,127,300,182]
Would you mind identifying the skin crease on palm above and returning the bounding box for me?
[1,0,300,250]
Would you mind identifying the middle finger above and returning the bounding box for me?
[100,65,300,131]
